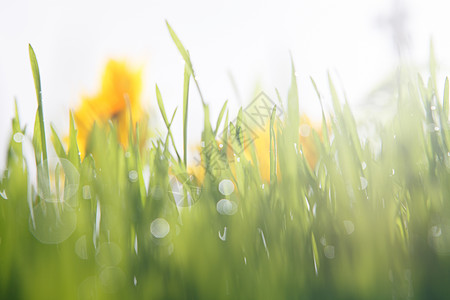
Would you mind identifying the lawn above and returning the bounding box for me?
[1,23,449,300]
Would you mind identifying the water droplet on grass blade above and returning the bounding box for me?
[216,199,238,215]
[0,190,7,200]
[218,179,234,195]
[360,177,368,190]
[150,218,170,238]
[361,161,367,170]
[13,132,24,143]
[128,170,138,182]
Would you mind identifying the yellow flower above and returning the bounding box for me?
[187,115,323,184]
[243,115,322,182]
[73,60,148,156]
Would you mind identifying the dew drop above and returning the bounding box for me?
[218,179,234,195]
[216,199,238,215]
[13,132,24,143]
[361,161,367,170]
[0,190,7,200]
[128,170,138,182]
[150,218,170,238]
[360,177,368,190]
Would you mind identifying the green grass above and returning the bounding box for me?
[1,25,450,300]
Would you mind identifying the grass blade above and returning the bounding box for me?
[50,125,67,159]
[183,64,191,167]
[214,100,228,137]
[29,44,49,182]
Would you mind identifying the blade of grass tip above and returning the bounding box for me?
[166,20,192,71]
[166,21,206,106]
[287,55,299,140]
[29,44,49,181]
[311,232,320,275]
[214,100,228,137]
[183,64,191,167]
[50,125,67,159]
[269,106,277,184]
[328,72,343,117]
[274,88,286,113]
[156,84,169,125]
[156,84,181,162]
[310,77,330,150]
[68,112,81,167]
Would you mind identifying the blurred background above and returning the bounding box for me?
[1,0,450,170]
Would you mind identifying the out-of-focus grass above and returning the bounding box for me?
[1,26,450,300]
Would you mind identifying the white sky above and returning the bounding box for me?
[1,0,450,169]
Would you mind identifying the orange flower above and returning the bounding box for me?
[73,60,148,156]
